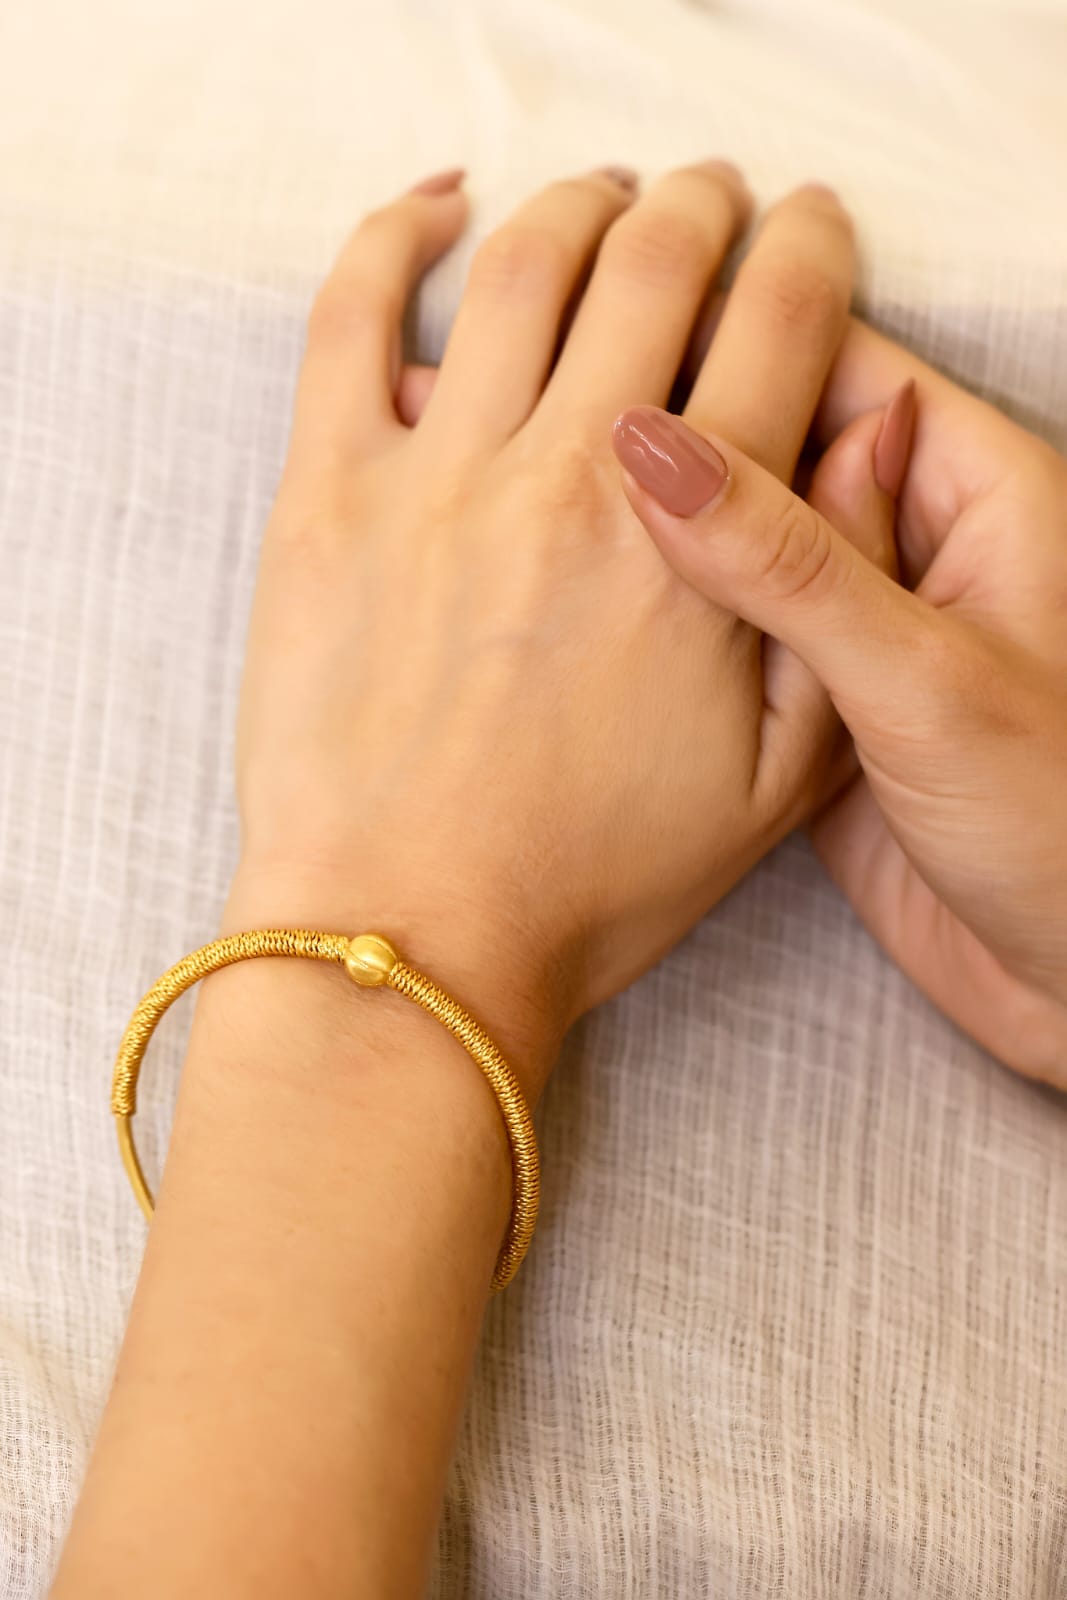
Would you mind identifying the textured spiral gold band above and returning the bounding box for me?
[110,930,539,1291]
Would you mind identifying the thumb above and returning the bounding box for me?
[612,403,935,731]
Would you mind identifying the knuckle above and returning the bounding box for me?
[469,226,571,298]
[522,434,605,518]
[603,209,710,289]
[742,257,844,334]
[755,498,835,601]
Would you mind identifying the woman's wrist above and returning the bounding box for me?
[173,935,512,1239]
[221,856,572,1106]
[57,878,530,1600]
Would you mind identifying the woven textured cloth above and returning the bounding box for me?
[1,1,1066,1594]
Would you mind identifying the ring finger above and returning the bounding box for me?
[685,184,855,481]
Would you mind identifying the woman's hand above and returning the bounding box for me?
[614,327,1067,1089]
[54,170,919,1600]
[233,163,878,1093]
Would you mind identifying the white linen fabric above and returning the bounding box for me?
[1,1,1066,1595]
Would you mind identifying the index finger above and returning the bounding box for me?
[814,318,1043,571]
[814,318,1026,473]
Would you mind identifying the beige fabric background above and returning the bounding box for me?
[1,1,1066,1594]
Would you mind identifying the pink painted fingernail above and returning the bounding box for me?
[595,165,640,194]
[612,406,728,517]
[408,168,467,197]
[873,380,917,496]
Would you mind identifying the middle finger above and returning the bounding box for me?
[537,160,752,433]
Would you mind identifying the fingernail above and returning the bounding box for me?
[595,165,639,194]
[408,167,467,197]
[612,406,728,517]
[873,379,917,496]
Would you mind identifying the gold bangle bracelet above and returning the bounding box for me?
[110,930,539,1292]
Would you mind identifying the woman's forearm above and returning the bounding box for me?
[53,881,556,1600]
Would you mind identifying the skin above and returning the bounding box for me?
[50,161,1064,1599]
[221,161,884,1059]
[52,162,881,1600]
[810,326,1067,1085]
[617,328,1067,1087]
